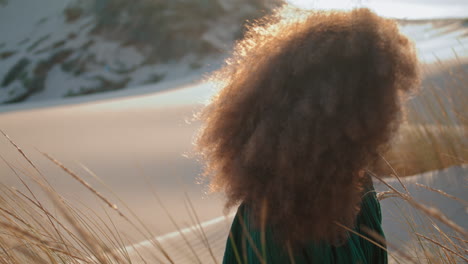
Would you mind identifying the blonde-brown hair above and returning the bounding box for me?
[195,6,419,246]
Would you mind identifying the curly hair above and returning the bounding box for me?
[195,6,419,246]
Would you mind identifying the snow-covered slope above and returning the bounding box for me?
[288,0,468,20]
[0,0,276,104]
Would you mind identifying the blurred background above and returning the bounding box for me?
[0,0,466,248]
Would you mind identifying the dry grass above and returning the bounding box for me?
[0,60,466,263]
[368,58,467,263]
[374,124,466,177]
[373,59,467,177]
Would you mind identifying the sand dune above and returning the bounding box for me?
[0,103,222,241]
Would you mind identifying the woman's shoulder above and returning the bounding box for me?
[223,177,386,263]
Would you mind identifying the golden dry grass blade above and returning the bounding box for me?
[149,186,203,264]
[450,235,468,245]
[34,180,112,263]
[415,233,468,263]
[415,183,468,205]
[10,187,90,253]
[0,235,21,264]
[126,241,148,264]
[378,154,410,193]
[41,151,177,263]
[183,191,219,264]
[13,246,49,264]
[0,131,43,181]
[22,242,89,263]
[370,171,467,237]
[428,219,467,258]
[101,206,132,262]
[0,133,70,253]
[234,210,266,264]
[286,242,297,264]
[183,198,205,243]
[376,190,399,201]
[79,162,175,264]
[0,221,62,255]
[334,222,413,264]
[40,152,120,215]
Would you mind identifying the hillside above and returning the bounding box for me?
[0,0,279,104]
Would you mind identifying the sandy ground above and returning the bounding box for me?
[0,101,223,242]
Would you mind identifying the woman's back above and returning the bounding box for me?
[223,180,386,264]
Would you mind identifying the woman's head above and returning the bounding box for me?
[195,6,419,245]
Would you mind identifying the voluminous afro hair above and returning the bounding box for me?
[195,6,419,246]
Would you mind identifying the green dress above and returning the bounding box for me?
[222,182,387,264]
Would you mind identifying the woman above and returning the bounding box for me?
[195,6,419,264]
